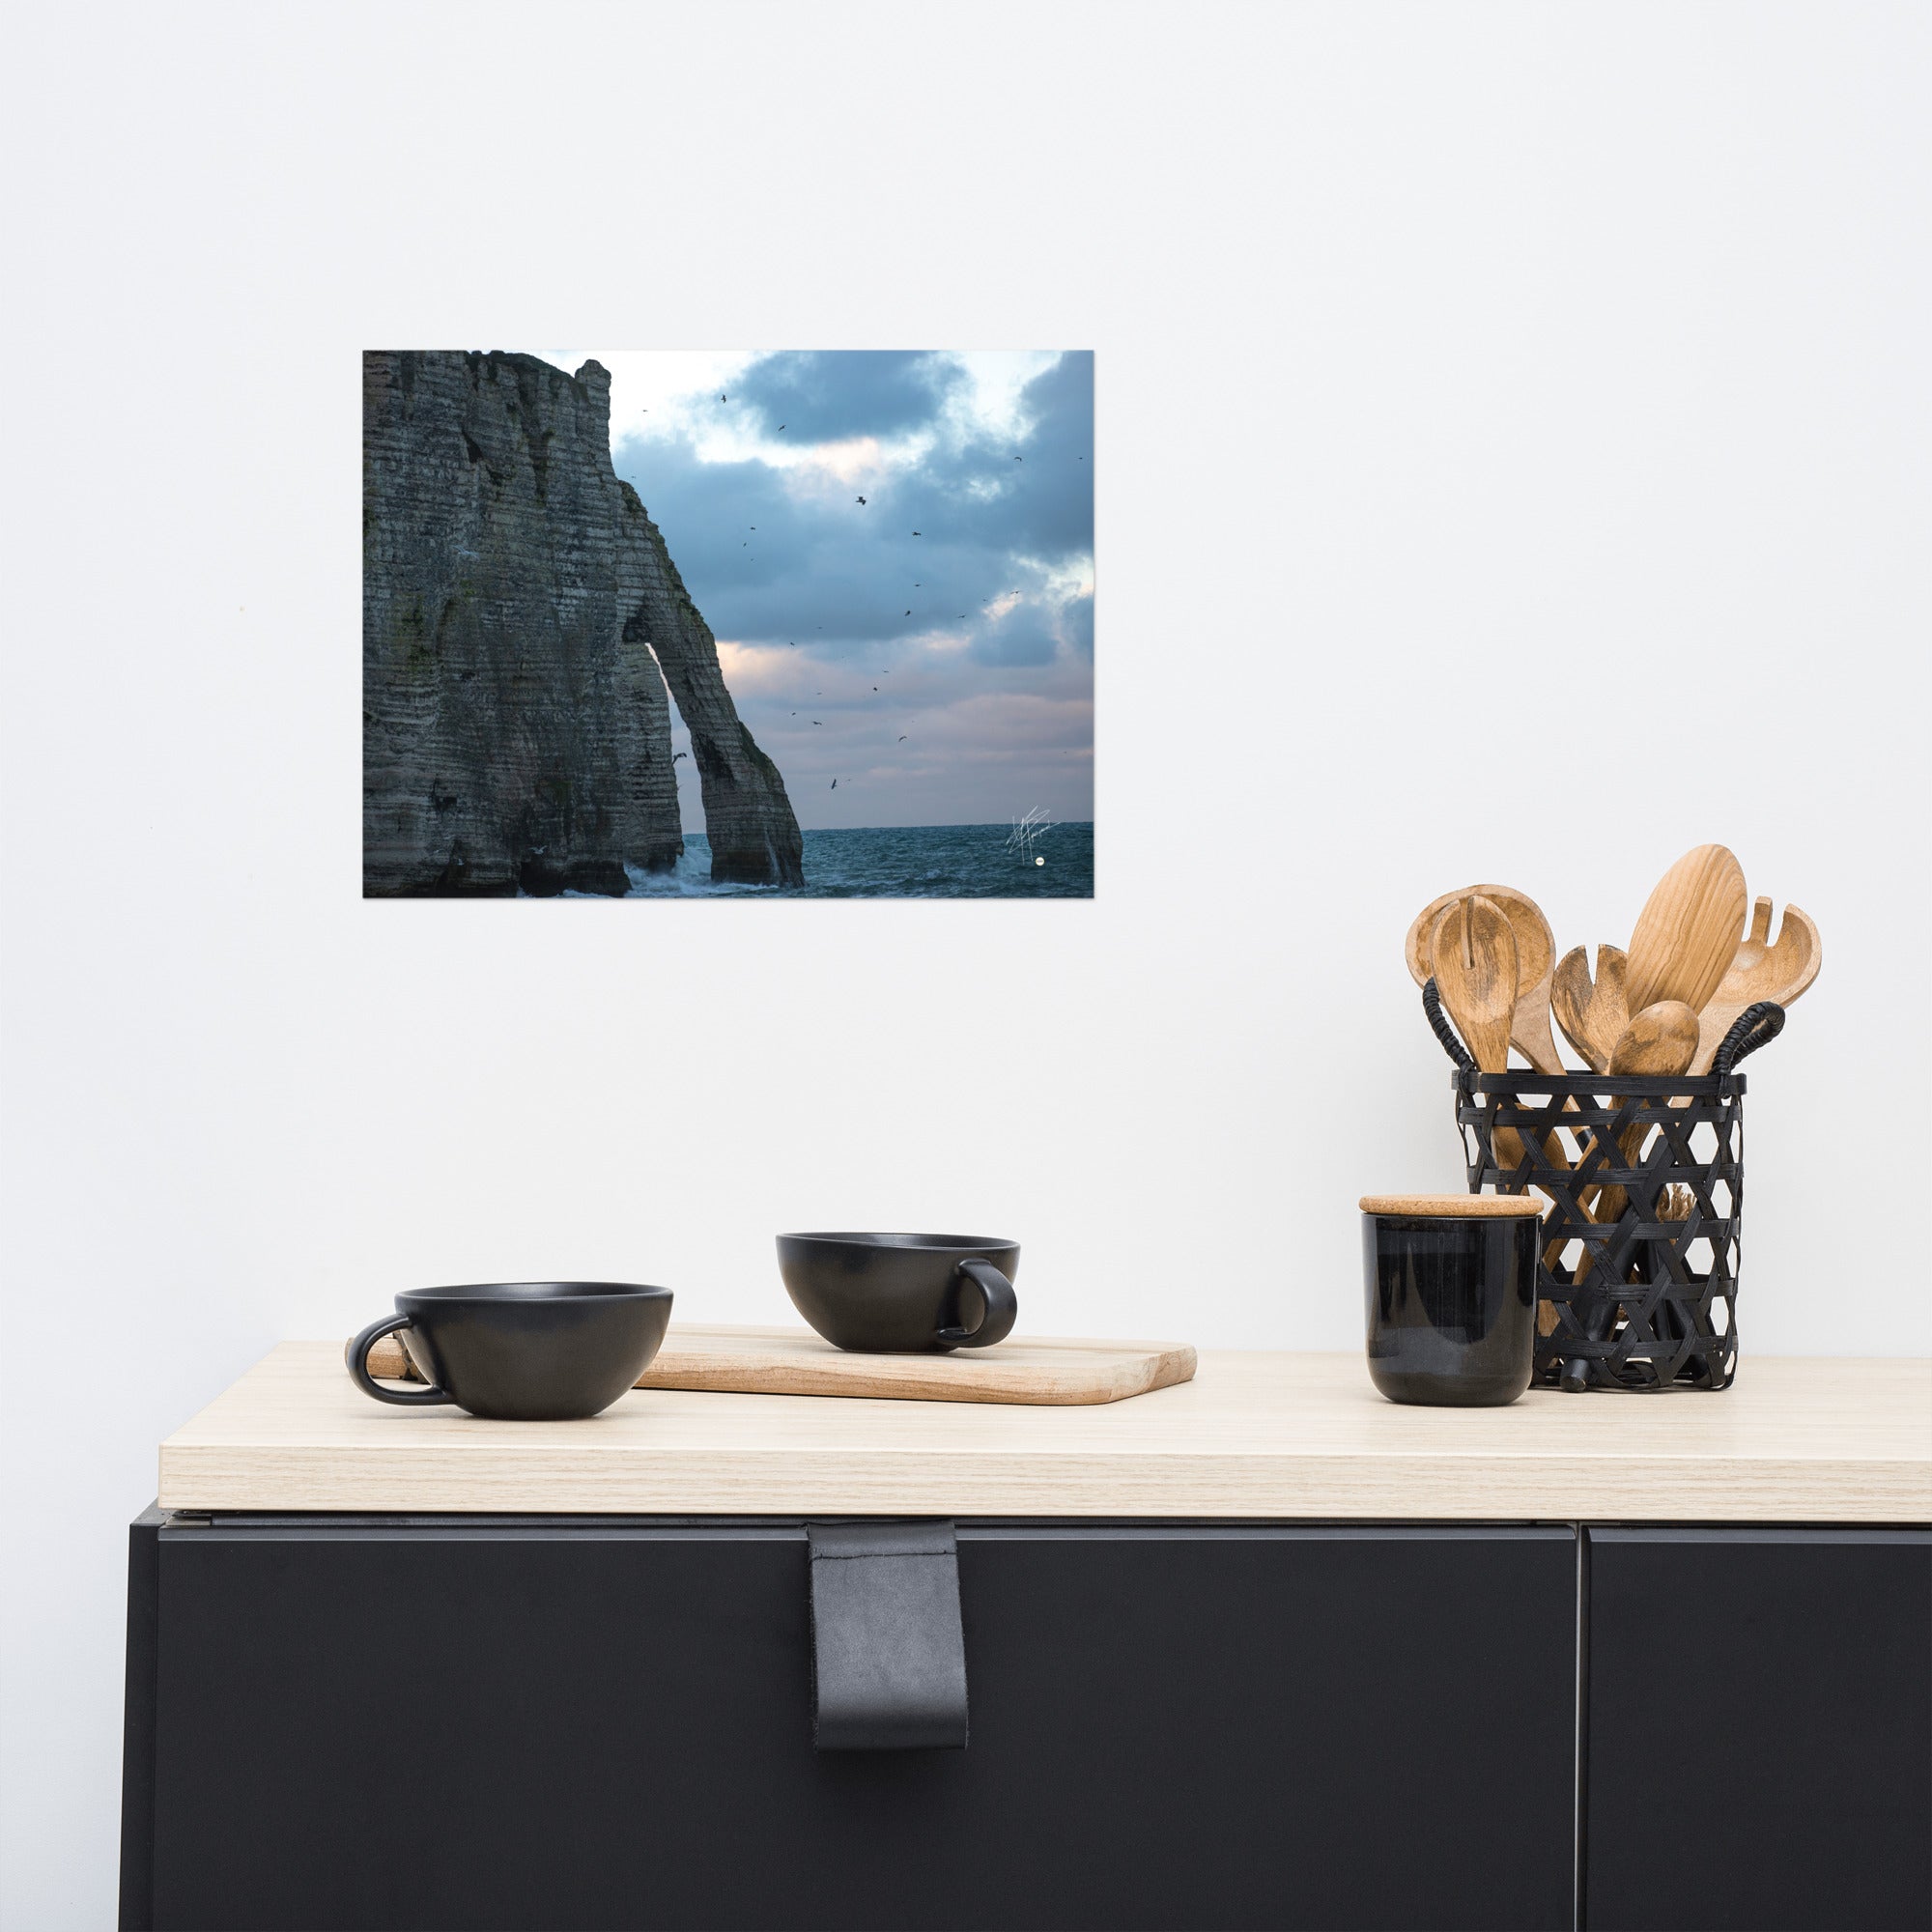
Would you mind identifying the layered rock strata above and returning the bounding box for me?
[363,351,802,895]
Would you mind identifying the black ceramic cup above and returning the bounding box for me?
[776,1233,1019,1353]
[1360,1197,1541,1406]
[344,1282,673,1420]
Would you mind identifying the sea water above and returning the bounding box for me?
[617,822,1094,898]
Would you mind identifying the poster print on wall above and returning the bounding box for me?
[362,351,1094,898]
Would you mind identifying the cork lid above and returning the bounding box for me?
[1359,1194,1544,1218]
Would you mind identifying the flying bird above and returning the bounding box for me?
[856,496,867,505]
[897,735,907,742]
[830,780,838,790]
[873,686,879,692]
[812,720,822,725]
[904,610,912,616]
[671,752,687,763]
[720,393,726,402]
[912,529,921,536]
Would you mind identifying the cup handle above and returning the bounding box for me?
[938,1259,1018,1349]
[345,1314,454,1406]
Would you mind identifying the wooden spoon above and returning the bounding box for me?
[1625,844,1748,1018]
[1406,884,1564,1074]
[1551,944,1630,1076]
[1690,897,1822,1073]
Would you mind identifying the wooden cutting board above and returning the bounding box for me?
[362,1322,1197,1406]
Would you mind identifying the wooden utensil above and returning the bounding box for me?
[1406,884,1564,1074]
[1428,895,1518,1074]
[1551,944,1630,1075]
[1587,999,1704,1225]
[1563,1000,1703,1388]
[1610,1001,1702,1078]
[1625,844,1748,1017]
[1690,897,1822,1073]
[1429,895,1567,1190]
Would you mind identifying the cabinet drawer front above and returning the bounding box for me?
[147,1520,1576,1932]
[1586,1528,1932,1932]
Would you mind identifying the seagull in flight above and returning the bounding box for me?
[671,751,687,763]
[812,719,822,725]
[830,779,838,789]
[897,735,907,742]
[912,529,921,536]
[856,496,867,506]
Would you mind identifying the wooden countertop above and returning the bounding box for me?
[156,1342,1931,1521]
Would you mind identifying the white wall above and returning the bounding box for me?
[4,4,1926,1923]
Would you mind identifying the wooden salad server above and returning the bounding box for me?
[1624,844,1748,1018]
[1406,883,1565,1075]
[1428,895,1561,1180]
[1551,944,1630,1075]
[1690,897,1822,1073]
[1428,895,1518,1075]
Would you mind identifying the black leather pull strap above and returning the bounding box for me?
[807,1520,968,1751]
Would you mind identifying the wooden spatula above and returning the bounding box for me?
[1625,845,1748,1017]
[1690,897,1822,1073]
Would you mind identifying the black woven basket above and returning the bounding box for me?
[1454,1068,1747,1389]
[1426,990,1786,1392]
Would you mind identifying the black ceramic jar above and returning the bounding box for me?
[1360,1195,1543,1406]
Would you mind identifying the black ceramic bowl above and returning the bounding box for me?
[345,1282,673,1420]
[777,1233,1020,1353]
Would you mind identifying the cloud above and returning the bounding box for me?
[727,351,965,443]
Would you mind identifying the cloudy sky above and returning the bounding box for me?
[536,349,1094,832]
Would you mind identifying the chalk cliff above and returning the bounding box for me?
[363,351,803,895]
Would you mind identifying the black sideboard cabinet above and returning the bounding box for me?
[119,1515,1929,1932]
